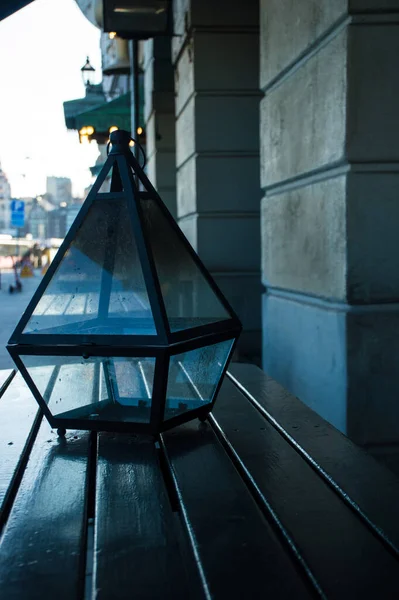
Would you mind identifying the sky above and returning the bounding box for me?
[0,0,102,198]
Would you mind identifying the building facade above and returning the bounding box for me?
[28,197,48,239]
[70,0,399,459]
[46,177,72,206]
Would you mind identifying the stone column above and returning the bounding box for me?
[172,0,262,361]
[261,1,399,450]
[142,38,177,216]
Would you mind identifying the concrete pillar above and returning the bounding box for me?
[260,1,399,449]
[142,38,177,217]
[172,0,262,361]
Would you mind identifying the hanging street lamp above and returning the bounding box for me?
[103,0,172,39]
[7,129,241,436]
[81,56,96,88]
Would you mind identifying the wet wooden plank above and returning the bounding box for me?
[211,375,399,597]
[0,369,14,394]
[0,373,41,518]
[93,433,194,600]
[161,420,314,600]
[0,423,91,600]
[228,363,399,553]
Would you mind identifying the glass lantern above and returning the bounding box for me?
[7,130,241,435]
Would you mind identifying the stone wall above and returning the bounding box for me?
[172,0,262,361]
[260,0,399,446]
[142,38,177,217]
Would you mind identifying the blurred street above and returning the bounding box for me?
[0,269,42,369]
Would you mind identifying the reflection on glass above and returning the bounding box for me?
[20,354,156,424]
[164,339,233,420]
[23,196,155,336]
[140,198,230,332]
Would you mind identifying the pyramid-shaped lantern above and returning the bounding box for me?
[7,130,241,435]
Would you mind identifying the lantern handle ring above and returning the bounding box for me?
[107,136,147,169]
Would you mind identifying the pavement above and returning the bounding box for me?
[0,270,42,370]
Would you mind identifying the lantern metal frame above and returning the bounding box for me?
[7,130,241,435]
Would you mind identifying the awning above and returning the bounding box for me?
[71,92,132,133]
[63,86,107,131]
[0,1,35,21]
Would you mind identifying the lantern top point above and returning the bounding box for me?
[109,129,132,154]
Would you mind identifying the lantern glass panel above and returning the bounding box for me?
[20,354,156,423]
[164,339,234,420]
[23,195,156,336]
[140,197,230,332]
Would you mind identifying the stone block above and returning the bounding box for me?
[263,292,348,434]
[264,291,399,446]
[175,97,195,167]
[196,156,261,213]
[177,92,260,167]
[347,309,399,445]
[179,213,260,272]
[196,95,260,154]
[172,0,259,62]
[213,272,262,332]
[175,41,195,116]
[146,112,175,160]
[177,155,261,218]
[157,189,177,219]
[145,58,175,120]
[176,157,196,217]
[143,39,154,69]
[261,176,347,301]
[346,172,399,303]
[146,151,176,189]
[194,32,259,92]
[144,59,155,119]
[347,24,399,162]
[171,0,190,61]
[145,112,157,160]
[260,0,346,89]
[260,28,347,187]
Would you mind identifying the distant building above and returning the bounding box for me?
[29,197,48,239]
[0,162,11,231]
[47,205,67,239]
[66,198,84,232]
[46,177,72,206]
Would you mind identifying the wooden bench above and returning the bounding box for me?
[1,363,399,599]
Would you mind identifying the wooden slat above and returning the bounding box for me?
[0,422,91,600]
[211,375,399,597]
[0,373,40,517]
[93,433,194,600]
[228,363,399,553]
[161,421,313,600]
[0,369,14,393]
